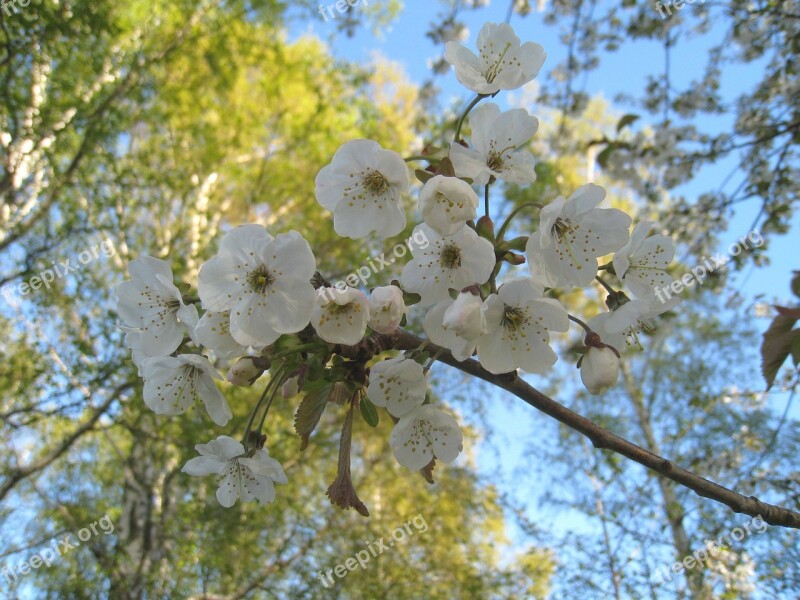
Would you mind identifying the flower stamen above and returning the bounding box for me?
[247,265,275,294]
[500,305,527,331]
[484,42,513,83]
[440,243,463,270]
[364,170,390,196]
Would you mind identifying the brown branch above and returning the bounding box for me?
[389,330,800,530]
[0,382,133,503]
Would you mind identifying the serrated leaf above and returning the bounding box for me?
[359,396,379,427]
[616,113,639,132]
[761,314,800,390]
[326,405,369,517]
[791,271,800,299]
[293,385,330,450]
[303,376,328,392]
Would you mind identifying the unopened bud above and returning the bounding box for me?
[282,376,300,399]
[368,285,406,334]
[501,251,526,265]
[443,291,486,341]
[475,215,495,240]
[580,347,620,395]
[227,357,266,387]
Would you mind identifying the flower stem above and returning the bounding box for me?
[568,314,592,334]
[424,347,448,373]
[496,202,544,241]
[269,342,325,361]
[454,94,488,142]
[404,155,441,163]
[255,372,284,434]
[484,184,490,217]
[594,275,616,295]
[243,375,278,449]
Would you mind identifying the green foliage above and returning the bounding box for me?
[0,2,552,597]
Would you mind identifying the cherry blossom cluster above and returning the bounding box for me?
[115,22,680,512]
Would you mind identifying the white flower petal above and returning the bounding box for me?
[367,356,427,418]
[182,456,227,476]
[312,287,370,345]
[315,139,409,240]
[390,405,463,470]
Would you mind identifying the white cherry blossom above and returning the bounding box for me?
[526,184,632,288]
[390,405,463,471]
[444,22,546,94]
[312,287,370,345]
[477,277,569,374]
[194,311,253,360]
[449,103,539,186]
[612,221,676,303]
[580,347,620,395]
[182,436,288,508]
[368,285,406,334]
[400,224,495,306]
[367,356,427,418]
[423,291,486,361]
[197,224,316,347]
[315,139,409,239]
[142,354,232,426]
[587,299,670,351]
[418,175,479,236]
[116,256,199,356]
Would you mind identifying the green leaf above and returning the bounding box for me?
[761,313,800,390]
[294,385,330,450]
[506,235,529,252]
[596,145,616,169]
[616,113,640,132]
[793,335,800,366]
[791,271,800,299]
[439,156,456,177]
[415,169,434,184]
[358,396,379,427]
